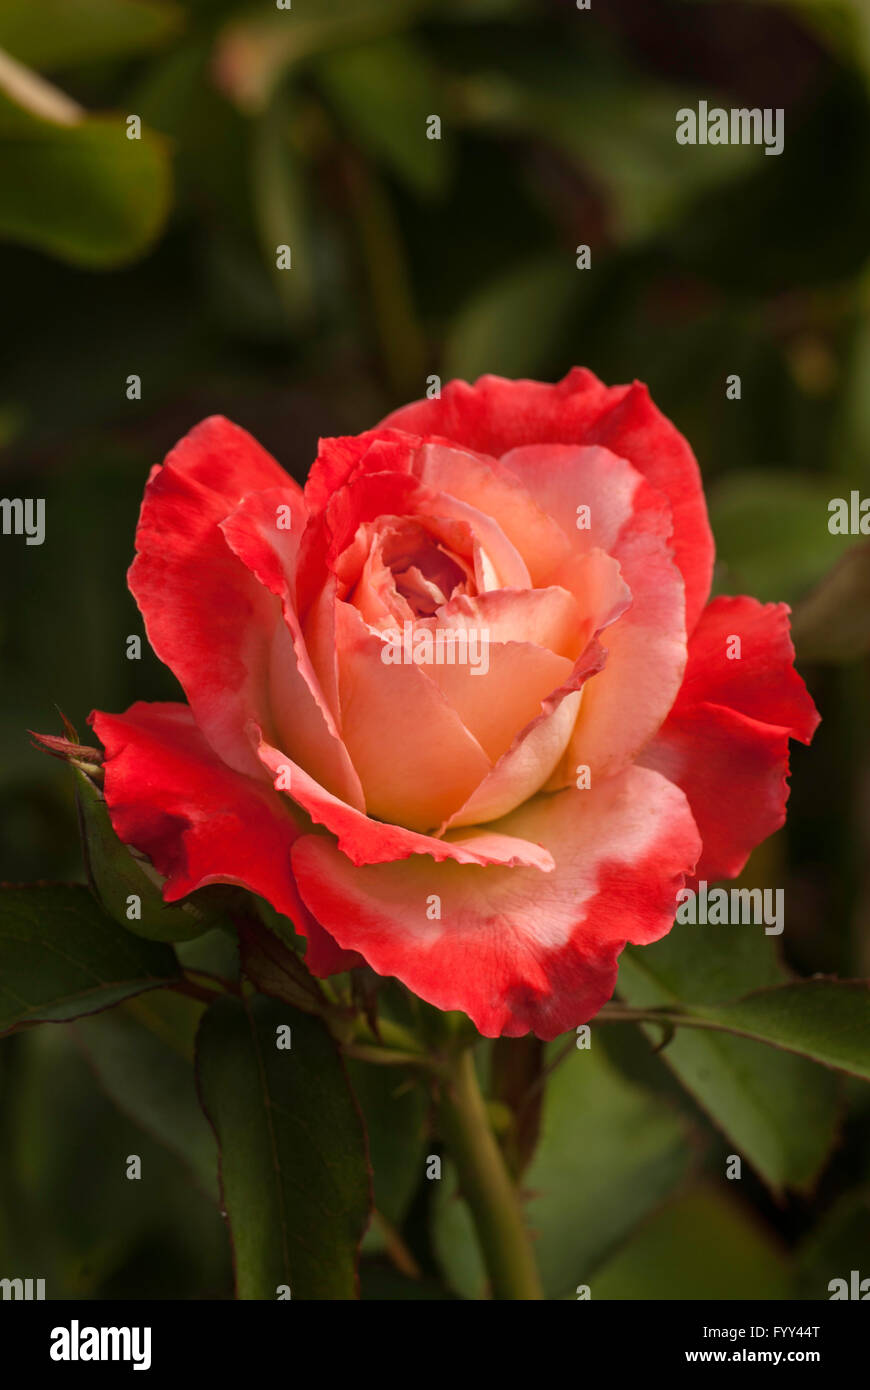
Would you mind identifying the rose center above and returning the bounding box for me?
[379,523,470,617]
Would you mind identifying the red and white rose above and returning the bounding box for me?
[91,369,819,1038]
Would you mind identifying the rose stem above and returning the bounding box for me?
[436,1047,543,1300]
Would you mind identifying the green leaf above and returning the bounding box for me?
[522,1043,694,1300]
[73,766,209,943]
[687,979,870,1082]
[195,994,371,1299]
[314,36,448,197]
[0,0,183,71]
[709,470,848,604]
[432,1045,692,1299]
[431,1156,485,1299]
[0,63,171,267]
[0,884,180,1035]
[617,919,840,1193]
[591,1184,792,1299]
[347,1060,427,1236]
[175,924,240,983]
[237,915,328,1015]
[72,989,218,1200]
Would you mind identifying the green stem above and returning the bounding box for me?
[344,1044,434,1068]
[355,1016,428,1055]
[436,1048,543,1301]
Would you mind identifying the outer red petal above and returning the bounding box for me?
[639,596,820,882]
[667,595,820,741]
[381,367,714,631]
[303,429,413,513]
[128,416,300,781]
[640,704,793,885]
[89,702,358,975]
[291,766,701,1039]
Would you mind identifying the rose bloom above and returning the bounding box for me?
[91,370,819,1038]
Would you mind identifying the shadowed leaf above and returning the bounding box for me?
[0,884,179,1034]
[196,993,371,1299]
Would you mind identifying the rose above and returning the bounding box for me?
[90,368,818,1039]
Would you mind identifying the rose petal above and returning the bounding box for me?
[498,444,687,782]
[128,416,299,780]
[220,489,365,809]
[333,601,492,830]
[413,589,579,763]
[89,702,357,975]
[301,573,344,726]
[292,765,701,1038]
[666,595,819,742]
[254,727,554,872]
[412,441,570,585]
[417,488,531,591]
[638,596,820,881]
[381,367,713,630]
[639,703,792,885]
[443,639,606,828]
[303,429,415,512]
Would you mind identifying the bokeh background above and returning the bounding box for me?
[2,0,870,1300]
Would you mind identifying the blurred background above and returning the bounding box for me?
[2,0,870,1300]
